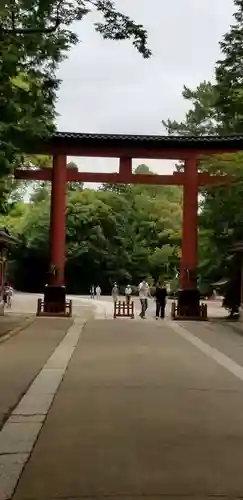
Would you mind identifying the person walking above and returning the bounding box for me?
[2,282,9,306]
[3,283,13,308]
[7,284,13,308]
[125,284,132,304]
[90,285,95,299]
[154,282,167,319]
[138,278,150,319]
[111,282,119,303]
[95,285,101,299]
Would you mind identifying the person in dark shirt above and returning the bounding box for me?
[154,282,167,319]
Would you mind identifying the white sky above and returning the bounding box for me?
[55,0,234,182]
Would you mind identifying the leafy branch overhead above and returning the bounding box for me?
[0,0,151,203]
[0,0,151,58]
[92,0,151,58]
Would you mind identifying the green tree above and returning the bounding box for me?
[67,162,84,192]
[161,0,243,290]
[215,0,243,133]
[162,1,243,136]
[0,0,151,201]
[7,198,51,291]
[162,81,219,136]
[149,245,180,282]
[3,164,182,292]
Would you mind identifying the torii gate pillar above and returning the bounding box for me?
[38,154,72,317]
[49,154,67,286]
[180,156,198,289]
[177,156,202,318]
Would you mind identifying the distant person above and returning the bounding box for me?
[111,283,119,303]
[138,279,150,319]
[3,283,13,308]
[7,285,13,308]
[154,282,167,319]
[90,285,95,299]
[125,284,132,304]
[95,285,101,299]
[2,282,8,305]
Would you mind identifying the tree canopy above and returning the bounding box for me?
[0,0,151,208]
[2,0,243,298]
[162,0,243,295]
[3,165,182,293]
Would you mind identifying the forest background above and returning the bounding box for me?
[1,0,243,294]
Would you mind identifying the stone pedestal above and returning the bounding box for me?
[36,285,72,317]
[44,285,66,314]
[171,289,207,320]
[177,289,200,317]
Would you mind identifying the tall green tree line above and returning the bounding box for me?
[2,165,182,293]
[162,0,243,292]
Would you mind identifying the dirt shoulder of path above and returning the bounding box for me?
[0,313,35,343]
[0,316,73,430]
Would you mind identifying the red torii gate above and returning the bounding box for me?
[15,132,239,318]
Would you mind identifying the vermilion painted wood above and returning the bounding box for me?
[32,147,241,159]
[14,148,233,292]
[14,168,231,186]
[180,158,198,290]
[49,155,66,286]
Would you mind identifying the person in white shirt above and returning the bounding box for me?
[125,284,132,304]
[111,283,119,303]
[4,284,13,308]
[95,285,101,299]
[138,279,150,318]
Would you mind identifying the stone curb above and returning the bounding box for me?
[0,317,85,500]
[0,315,36,345]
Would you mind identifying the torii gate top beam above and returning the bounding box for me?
[24,132,243,159]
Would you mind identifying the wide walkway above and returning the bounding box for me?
[10,291,227,320]
[1,314,243,499]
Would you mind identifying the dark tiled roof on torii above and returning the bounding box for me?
[53,132,243,146]
[33,132,243,157]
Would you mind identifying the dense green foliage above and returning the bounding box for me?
[2,165,181,293]
[0,1,151,210]
[162,0,243,303]
[2,1,243,299]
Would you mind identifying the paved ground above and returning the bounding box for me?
[0,318,72,429]
[1,293,243,499]
[0,317,242,499]
[9,291,227,320]
[70,295,227,320]
[0,314,31,341]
